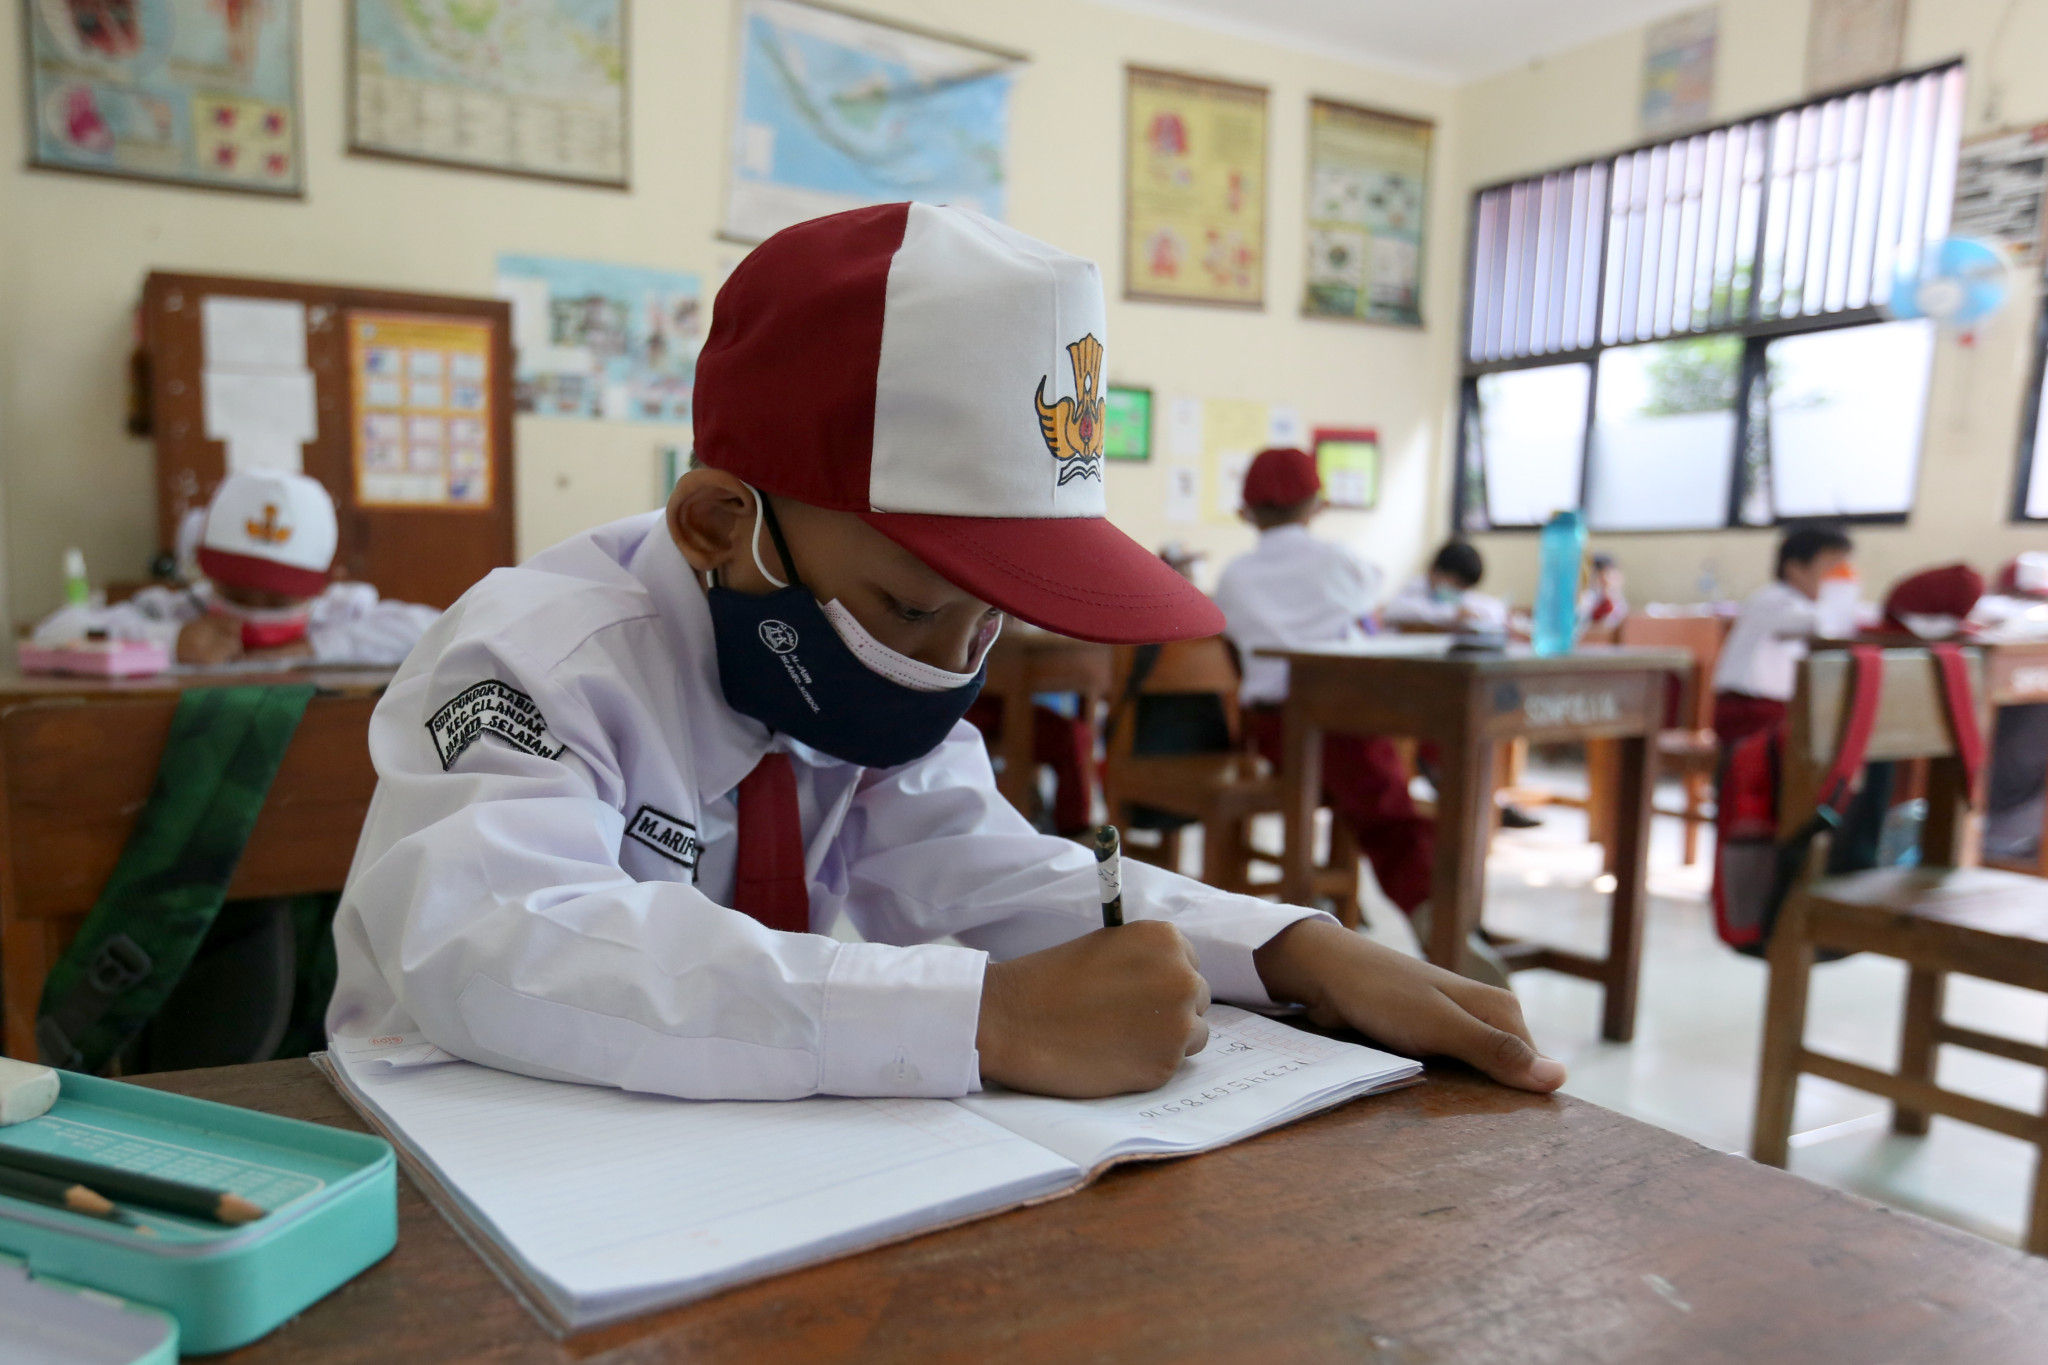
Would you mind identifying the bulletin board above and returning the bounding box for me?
[141,271,515,608]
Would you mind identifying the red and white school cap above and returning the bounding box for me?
[694,202,1222,644]
[197,471,338,598]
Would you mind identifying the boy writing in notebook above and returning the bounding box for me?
[328,205,1563,1102]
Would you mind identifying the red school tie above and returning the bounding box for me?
[732,753,811,934]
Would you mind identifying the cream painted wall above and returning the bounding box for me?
[0,0,1464,624]
[1448,0,2048,608]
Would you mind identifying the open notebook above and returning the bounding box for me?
[317,1006,1419,1334]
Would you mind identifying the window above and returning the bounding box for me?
[2018,304,2048,521]
[1457,62,1963,531]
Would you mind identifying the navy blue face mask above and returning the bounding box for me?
[704,493,996,770]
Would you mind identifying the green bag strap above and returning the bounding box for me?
[37,684,317,1072]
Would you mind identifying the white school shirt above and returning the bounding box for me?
[1711,581,1819,701]
[1212,525,1381,705]
[327,513,1327,1102]
[31,581,440,666]
[1381,577,1511,632]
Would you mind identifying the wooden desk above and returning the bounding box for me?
[1983,638,2048,878]
[979,626,1113,817]
[1262,642,1687,1042]
[0,669,390,1058]
[129,1058,2048,1363]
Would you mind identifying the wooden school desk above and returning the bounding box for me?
[133,1058,2048,1364]
[1983,638,2048,877]
[978,625,1113,816]
[0,667,390,1059]
[1259,640,1688,1042]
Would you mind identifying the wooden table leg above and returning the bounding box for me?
[1585,736,1620,874]
[1601,732,1657,1042]
[996,687,1035,818]
[1427,732,1495,975]
[1278,704,1322,907]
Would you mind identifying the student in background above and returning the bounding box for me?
[1709,524,1854,747]
[1383,540,1509,632]
[1580,552,1628,627]
[32,472,440,667]
[330,206,1564,1104]
[1213,449,1438,928]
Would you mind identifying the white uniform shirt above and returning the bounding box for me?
[31,582,439,665]
[1212,525,1381,705]
[328,513,1326,1102]
[1381,577,1511,632]
[1711,581,1818,701]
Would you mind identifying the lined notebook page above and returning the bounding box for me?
[958,1007,1421,1170]
[330,1041,1079,1324]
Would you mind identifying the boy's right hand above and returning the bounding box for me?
[975,920,1211,1098]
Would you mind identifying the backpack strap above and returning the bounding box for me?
[1815,645,1884,820]
[1929,642,1984,803]
[1103,642,1164,748]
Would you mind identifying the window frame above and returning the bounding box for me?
[1455,59,1962,534]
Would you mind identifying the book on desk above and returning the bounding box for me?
[317,1006,1419,1334]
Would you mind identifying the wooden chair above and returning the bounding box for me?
[1616,611,1730,865]
[1750,647,2048,1254]
[0,694,380,1060]
[1100,639,1362,926]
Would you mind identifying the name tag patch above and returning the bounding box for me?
[427,681,561,770]
[624,805,700,873]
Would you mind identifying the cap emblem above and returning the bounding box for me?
[245,503,293,545]
[1034,334,1105,486]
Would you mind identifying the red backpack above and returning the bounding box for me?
[1711,644,1983,955]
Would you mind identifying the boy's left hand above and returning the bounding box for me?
[1252,918,1566,1093]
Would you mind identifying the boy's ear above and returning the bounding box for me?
[668,469,755,574]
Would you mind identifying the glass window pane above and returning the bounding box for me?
[1587,336,1742,530]
[1473,364,1589,526]
[1765,319,1935,518]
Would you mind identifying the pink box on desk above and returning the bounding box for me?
[18,639,173,677]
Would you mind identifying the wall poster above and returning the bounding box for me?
[348,312,498,509]
[1302,99,1431,327]
[1125,66,1267,308]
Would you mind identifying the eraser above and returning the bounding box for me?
[0,1058,59,1126]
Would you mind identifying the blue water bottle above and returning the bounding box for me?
[1532,509,1586,656]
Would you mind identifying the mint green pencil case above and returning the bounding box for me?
[0,1070,395,1356]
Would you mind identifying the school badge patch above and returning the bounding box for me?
[427,681,562,770]
[624,805,701,874]
[1034,333,1105,485]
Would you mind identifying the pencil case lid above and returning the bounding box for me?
[0,1250,178,1365]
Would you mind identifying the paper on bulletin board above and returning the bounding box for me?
[1165,395,1204,459]
[1165,464,1201,523]
[203,298,308,371]
[1203,398,1268,520]
[348,311,497,510]
[1267,405,1304,447]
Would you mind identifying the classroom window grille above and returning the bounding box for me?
[1457,62,1963,533]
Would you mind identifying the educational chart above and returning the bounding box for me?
[25,0,301,194]
[348,313,498,509]
[495,255,700,423]
[1125,68,1267,307]
[1302,100,1431,327]
[724,0,1021,242]
[351,0,628,186]
[1639,7,1716,136]
[1952,126,2048,266]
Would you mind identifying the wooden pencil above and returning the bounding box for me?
[0,1161,119,1220]
[0,1146,263,1225]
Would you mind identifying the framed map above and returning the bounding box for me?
[724,0,1023,243]
[23,0,302,195]
[350,0,629,188]
[1302,99,1430,327]
[1125,67,1267,308]
[495,255,700,423]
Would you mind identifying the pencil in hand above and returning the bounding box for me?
[0,1146,263,1226]
[1095,824,1124,928]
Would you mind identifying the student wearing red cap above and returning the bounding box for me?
[1213,448,1438,931]
[328,205,1563,1102]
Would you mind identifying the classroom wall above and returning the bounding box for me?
[1448,0,2048,608]
[0,0,1465,626]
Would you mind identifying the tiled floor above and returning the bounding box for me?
[1449,777,2046,1252]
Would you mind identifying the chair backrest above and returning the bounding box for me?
[1104,637,1242,765]
[0,694,379,1058]
[1783,646,1986,861]
[1618,611,1729,731]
